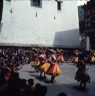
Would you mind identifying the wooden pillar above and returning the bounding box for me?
[86,36,90,51]
[0,0,3,23]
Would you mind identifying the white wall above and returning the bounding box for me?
[0,0,80,48]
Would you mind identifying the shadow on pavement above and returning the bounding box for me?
[72,85,88,92]
[29,73,40,78]
[46,83,92,96]
[23,70,35,73]
[29,73,57,84]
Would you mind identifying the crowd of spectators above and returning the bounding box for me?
[0,47,68,96]
[0,47,95,96]
[0,70,47,96]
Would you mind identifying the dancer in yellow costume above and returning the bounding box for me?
[49,62,61,83]
[31,56,40,72]
[48,56,62,83]
[57,53,64,64]
[39,59,50,78]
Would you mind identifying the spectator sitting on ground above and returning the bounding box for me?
[57,92,67,96]
[34,83,42,96]
[24,79,35,96]
[40,85,47,96]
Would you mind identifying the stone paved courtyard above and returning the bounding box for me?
[18,63,95,96]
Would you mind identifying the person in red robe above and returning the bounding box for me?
[49,57,61,83]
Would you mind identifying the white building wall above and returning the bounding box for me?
[0,0,80,48]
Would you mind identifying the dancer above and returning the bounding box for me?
[31,54,40,72]
[75,58,90,88]
[49,57,61,83]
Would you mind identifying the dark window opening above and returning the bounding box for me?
[31,0,42,8]
[57,1,61,11]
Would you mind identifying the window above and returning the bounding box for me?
[31,0,42,8]
[85,18,88,23]
[57,1,61,11]
[93,8,95,14]
[85,23,87,27]
[88,23,91,27]
[88,10,90,16]
[88,17,90,22]
[85,11,88,16]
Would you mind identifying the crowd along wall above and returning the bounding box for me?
[0,0,80,48]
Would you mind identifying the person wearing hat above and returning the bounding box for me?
[49,56,61,83]
[31,54,40,72]
[38,54,46,78]
[39,58,50,78]
[57,52,64,64]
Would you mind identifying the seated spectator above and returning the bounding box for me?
[40,85,47,96]
[28,79,34,87]
[24,79,35,96]
[34,83,42,96]
[57,92,67,96]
